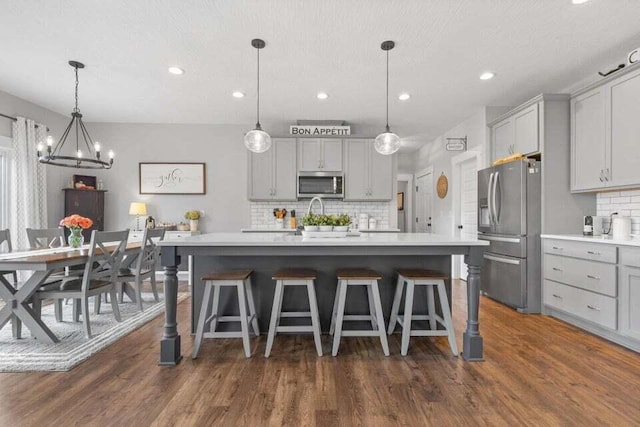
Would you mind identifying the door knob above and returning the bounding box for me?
[458,225,463,229]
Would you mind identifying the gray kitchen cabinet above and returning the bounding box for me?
[298,138,343,171]
[345,139,393,201]
[608,69,640,188]
[571,65,640,192]
[571,87,607,191]
[248,138,297,201]
[513,103,539,155]
[619,266,640,341]
[345,139,369,199]
[491,117,513,161]
[369,147,393,199]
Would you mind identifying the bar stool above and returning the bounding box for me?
[330,269,389,357]
[265,268,322,357]
[387,269,458,357]
[192,269,259,359]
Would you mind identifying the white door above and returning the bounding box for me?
[415,172,433,233]
[457,159,478,280]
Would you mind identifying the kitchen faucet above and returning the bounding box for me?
[306,196,325,216]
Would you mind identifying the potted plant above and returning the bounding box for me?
[334,214,352,232]
[302,214,319,231]
[184,210,201,232]
[59,214,93,248]
[318,215,334,232]
[177,221,190,231]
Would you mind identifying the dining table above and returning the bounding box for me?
[0,242,142,344]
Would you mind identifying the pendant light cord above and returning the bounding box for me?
[256,46,261,129]
[385,49,390,132]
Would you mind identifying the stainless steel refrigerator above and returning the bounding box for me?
[477,159,541,313]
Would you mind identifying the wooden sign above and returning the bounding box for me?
[139,162,206,195]
[437,173,448,199]
[289,125,351,136]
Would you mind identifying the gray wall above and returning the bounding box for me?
[86,123,251,232]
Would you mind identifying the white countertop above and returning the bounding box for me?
[241,228,297,233]
[241,228,401,233]
[541,234,640,247]
[158,232,489,247]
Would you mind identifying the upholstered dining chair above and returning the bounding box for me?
[34,229,130,339]
[117,227,165,311]
[0,229,18,288]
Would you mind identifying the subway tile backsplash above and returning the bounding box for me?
[596,189,640,234]
[250,201,391,229]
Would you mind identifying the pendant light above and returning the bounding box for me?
[374,40,401,155]
[37,61,114,169]
[244,39,271,153]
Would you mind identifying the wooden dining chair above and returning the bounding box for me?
[0,229,20,338]
[0,229,18,289]
[116,228,165,311]
[26,228,66,249]
[33,229,130,339]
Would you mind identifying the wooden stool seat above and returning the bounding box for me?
[388,271,458,357]
[336,268,382,280]
[265,269,322,357]
[192,271,259,359]
[272,268,317,280]
[395,269,449,280]
[201,269,253,281]
[330,270,389,356]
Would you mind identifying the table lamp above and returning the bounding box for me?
[129,202,148,231]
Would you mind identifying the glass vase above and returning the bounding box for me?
[68,227,84,249]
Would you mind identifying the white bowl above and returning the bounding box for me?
[304,225,319,231]
[319,225,334,232]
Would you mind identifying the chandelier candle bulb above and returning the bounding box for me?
[108,150,115,159]
[77,150,83,158]
[46,135,54,146]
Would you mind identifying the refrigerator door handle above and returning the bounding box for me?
[487,172,495,225]
[492,171,500,224]
[484,254,521,265]
[480,235,521,243]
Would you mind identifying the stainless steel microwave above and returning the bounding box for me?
[297,172,344,199]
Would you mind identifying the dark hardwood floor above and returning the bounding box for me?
[1,280,639,426]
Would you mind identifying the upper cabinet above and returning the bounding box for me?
[344,139,393,201]
[490,102,540,162]
[571,66,640,192]
[571,87,607,191]
[298,138,343,171]
[247,138,297,201]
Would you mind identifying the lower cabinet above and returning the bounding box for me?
[619,266,640,341]
[542,238,640,351]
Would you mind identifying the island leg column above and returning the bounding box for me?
[160,246,182,366]
[463,246,484,361]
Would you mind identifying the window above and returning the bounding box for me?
[0,139,11,230]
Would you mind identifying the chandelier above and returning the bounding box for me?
[37,61,114,169]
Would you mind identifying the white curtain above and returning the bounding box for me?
[10,117,48,250]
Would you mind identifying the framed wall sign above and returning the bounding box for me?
[139,162,206,195]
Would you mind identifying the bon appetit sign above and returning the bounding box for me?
[289,125,351,136]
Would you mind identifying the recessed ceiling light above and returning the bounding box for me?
[572,0,589,4]
[398,93,411,101]
[168,66,184,75]
[232,91,245,98]
[317,92,329,100]
[480,71,495,81]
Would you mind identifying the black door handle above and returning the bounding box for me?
[458,225,463,229]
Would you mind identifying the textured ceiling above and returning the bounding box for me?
[1,0,640,151]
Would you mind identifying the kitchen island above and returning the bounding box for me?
[158,233,489,364]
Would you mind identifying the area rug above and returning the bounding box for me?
[0,291,188,372]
